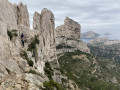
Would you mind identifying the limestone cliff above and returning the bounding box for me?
[33,8,57,62]
[0,0,90,89]
[14,2,30,27]
[56,16,80,39]
[55,17,90,53]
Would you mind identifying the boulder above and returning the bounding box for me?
[0,58,21,74]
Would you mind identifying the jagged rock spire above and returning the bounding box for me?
[33,8,56,61]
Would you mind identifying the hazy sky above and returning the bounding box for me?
[9,0,120,39]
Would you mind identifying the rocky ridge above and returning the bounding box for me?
[0,0,90,89]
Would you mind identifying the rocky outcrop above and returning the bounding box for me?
[0,0,30,37]
[56,17,80,39]
[55,17,90,53]
[33,9,57,62]
[0,0,18,37]
[0,0,90,89]
[14,2,30,27]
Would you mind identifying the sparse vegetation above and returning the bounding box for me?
[29,69,43,77]
[67,38,80,42]
[20,50,34,67]
[88,44,120,63]
[56,43,74,49]
[43,80,61,90]
[58,50,120,89]
[43,62,67,90]
[61,78,68,83]
[44,62,54,79]
[43,80,66,90]
[7,30,18,40]
[7,31,13,40]
[27,35,39,52]
[28,60,33,67]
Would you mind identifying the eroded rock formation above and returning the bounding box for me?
[55,17,90,53]
[33,9,57,62]
[56,17,80,39]
[0,0,90,89]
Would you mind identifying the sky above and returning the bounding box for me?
[9,0,120,39]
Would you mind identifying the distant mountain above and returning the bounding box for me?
[81,31,100,39]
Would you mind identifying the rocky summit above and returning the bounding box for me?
[0,0,89,89]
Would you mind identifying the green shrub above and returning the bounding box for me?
[27,36,39,52]
[7,31,13,40]
[29,69,36,74]
[44,62,54,79]
[13,33,18,37]
[12,29,17,32]
[56,44,74,49]
[20,51,29,60]
[35,35,39,44]
[20,50,34,67]
[29,69,43,78]
[7,30,18,41]
[28,60,33,67]
[61,78,68,83]
[43,80,61,90]
[27,41,36,51]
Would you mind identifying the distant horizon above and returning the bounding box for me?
[81,30,120,40]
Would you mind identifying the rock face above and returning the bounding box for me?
[33,9,56,62]
[0,0,18,36]
[56,17,80,39]
[0,0,30,38]
[0,0,90,89]
[55,17,90,53]
[14,2,30,27]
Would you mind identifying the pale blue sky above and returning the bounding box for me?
[9,0,120,39]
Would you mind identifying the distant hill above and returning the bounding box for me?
[81,31,100,39]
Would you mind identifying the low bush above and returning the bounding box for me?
[27,35,39,52]
[7,31,13,40]
[56,44,74,49]
[20,51,29,60]
[29,69,43,77]
[27,60,33,67]
[44,62,54,79]
[7,30,18,41]
[43,80,61,90]
[20,50,34,67]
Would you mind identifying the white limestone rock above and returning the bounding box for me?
[56,17,81,39]
[0,0,18,37]
[25,73,45,88]
[33,8,57,62]
[55,17,90,53]
[14,2,30,27]
[0,58,22,74]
